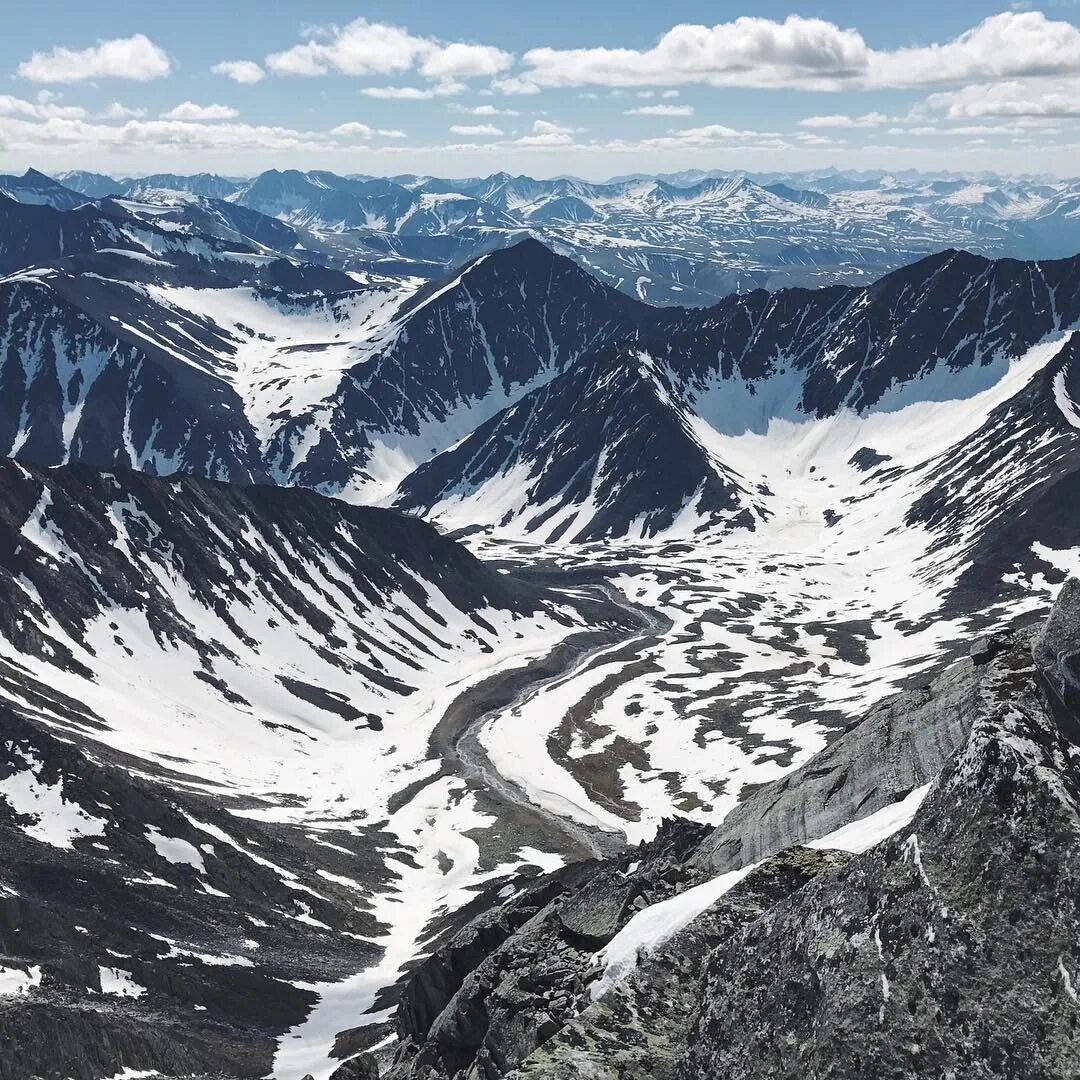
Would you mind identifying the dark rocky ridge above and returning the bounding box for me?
[374,582,1080,1080]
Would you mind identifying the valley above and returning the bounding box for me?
[0,164,1078,1080]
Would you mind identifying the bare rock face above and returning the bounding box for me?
[513,847,850,1080]
[330,1053,380,1080]
[385,819,710,1080]
[679,618,1080,1080]
[1033,576,1080,738]
[690,638,991,875]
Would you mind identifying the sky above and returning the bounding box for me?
[2,0,1080,180]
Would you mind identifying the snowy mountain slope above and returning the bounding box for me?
[0,168,89,211]
[103,188,303,256]
[382,594,1080,1080]
[0,249,398,485]
[0,202,645,501]
[231,171,520,236]
[440,327,1080,854]
[0,460,579,820]
[270,238,648,501]
[391,251,1080,542]
[0,459,598,1079]
[381,284,1080,853]
[394,344,752,543]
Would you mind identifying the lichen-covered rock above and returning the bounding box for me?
[512,847,850,1080]
[1033,575,1080,737]
[385,819,710,1080]
[678,626,1080,1080]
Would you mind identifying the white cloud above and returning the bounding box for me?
[265,17,511,87]
[515,12,1080,91]
[360,81,465,100]
[450,123,503,136]
[18,34,171,83]
[420,42,513,79]
[518,16,868,89]
[662,123,749,142]
[624,104,694,116]
[795,132,846,145]
[449,103,520,116]
[870,12,1080,87]
[922,77,1080,118]
[331,121,374,138]
[267,19,427,77]
[490,75,542,95]
[511,120,587,148]
[0,115,337,155]
[329,121,409,140]
[161,102,238,121]
[101,102,147,120]
[0,94,86,120]
[212,60,266,85]
[661,89,680,98]
[888,121,1055,136]
[532,119,581,135]
[799,111,888,128]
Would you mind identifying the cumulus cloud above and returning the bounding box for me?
[330,121,409,139]
[449,103,520,116]
[510,119,586,147]
[420,42,513,79]
[922,77,1080,118]
[161,102,238,121]
[360,81,465,100]
[662,123,750,143]
[18,34,171,83]
[331,121,374,138]
[624,104,694,116]
[490,75,543,95]
[450,123,503,136]
[0,93,86,120]
[514,12,1080,91]
[101,102,147,120]
[0,115,328,154]
[0,112,419,161]
[795,132,846,145]
[517,16,868,90]
[799,111,888,128]
[265,17,511,85]
[212,60,266,84]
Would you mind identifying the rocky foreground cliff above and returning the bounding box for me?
[360,580,1080,1080]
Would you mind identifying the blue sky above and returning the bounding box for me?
[2,1,1080,179]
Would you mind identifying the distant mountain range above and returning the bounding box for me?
[0,165,1078,304]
